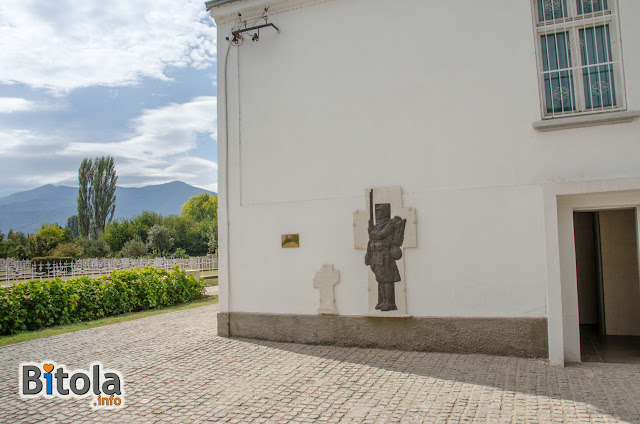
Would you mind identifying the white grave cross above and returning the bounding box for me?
[313,264,340,315]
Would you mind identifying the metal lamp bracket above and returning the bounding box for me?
[226,8,280,45]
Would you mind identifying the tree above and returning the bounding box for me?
[4,230,28,259]
[176,193,218,256]
[91,156,118,237]
[50,242,83,259]
[76,237,110,258]
[76,156,118,238]
[66,215,80,238]
[147,225,174,257]
[103,220,135,253]
[25,223,69,258]
[36,223,68,243]
[205,221,218,254]
[130,211,164,243]
[180,193,217,222]
[8,245,27,260]
[77,158,93,238]
[173,247,188,258]
[119,236,148,258]
[163,214,208,256]
[26,234,57,259]
[7,230,27,244]
[0,229,5,258]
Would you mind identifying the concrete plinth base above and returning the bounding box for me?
[217,312,548,358]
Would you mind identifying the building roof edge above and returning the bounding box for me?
[205,0,241,11]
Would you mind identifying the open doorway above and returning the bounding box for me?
[573,209,640,363]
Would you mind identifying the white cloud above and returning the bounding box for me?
[0,97,34,113]
[62,96,217,159]
[0,97,65,113]
[0,97,217,193]
[19,171,78,186]
[166,157,218,174]
[196,183,218,193]
[0,0,217,93]
[0,129,28,152]
[116,156,217,189]
[0,129,67,155]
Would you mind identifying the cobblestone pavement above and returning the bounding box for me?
[1,304,639,423]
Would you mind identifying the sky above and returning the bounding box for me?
[0,0,218,197]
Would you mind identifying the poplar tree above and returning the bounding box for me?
[76,156,118,238]
[77,158,93,238]
[91,156,118,237]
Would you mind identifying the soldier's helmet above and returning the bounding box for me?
[375,203,391,220]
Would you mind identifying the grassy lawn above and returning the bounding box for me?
[203,275,218,286]
[0,295,218,348]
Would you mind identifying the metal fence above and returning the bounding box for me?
[0,256,218,284]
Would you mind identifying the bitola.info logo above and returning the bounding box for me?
[19,361,125,409]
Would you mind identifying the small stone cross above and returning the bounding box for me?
[313,264,340,315]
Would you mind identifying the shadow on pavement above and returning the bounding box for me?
[231,337,640,423]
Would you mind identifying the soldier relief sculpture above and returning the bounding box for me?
[365,192,407,311]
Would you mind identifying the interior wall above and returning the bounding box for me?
[599,209,640,336]
[573,212,599,325]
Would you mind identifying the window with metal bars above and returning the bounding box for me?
[533,0,626,118]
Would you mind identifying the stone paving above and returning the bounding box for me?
[1,304,639,423]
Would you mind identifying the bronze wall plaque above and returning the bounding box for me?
[281,234,300,248]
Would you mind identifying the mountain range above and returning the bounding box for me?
[0,181,216,234]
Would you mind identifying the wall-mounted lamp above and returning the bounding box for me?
[225,8,279,46]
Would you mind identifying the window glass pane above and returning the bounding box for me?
[580,25,616,108]
[538,0,568,22]
[541,32,575,113]
[577,0,609,15]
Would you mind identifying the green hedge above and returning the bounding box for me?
[0,266,205,336]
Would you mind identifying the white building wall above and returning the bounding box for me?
[212,0,640,360]
[228,187,548,317]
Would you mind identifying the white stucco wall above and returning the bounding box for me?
[212,0,640,362]
[226,186,547,317]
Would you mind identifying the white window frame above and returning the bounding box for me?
[532,0,627,119]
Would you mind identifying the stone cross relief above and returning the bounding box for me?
[353,187,417,316]
[313,264,340,315]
